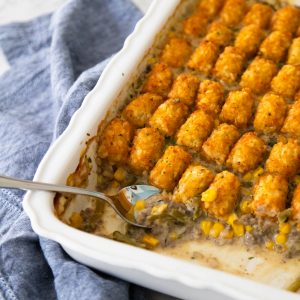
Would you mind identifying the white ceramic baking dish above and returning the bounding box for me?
[23,1,300,299]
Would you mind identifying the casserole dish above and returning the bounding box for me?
[24,0,300,299]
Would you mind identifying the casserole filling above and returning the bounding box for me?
[55,0,300,290]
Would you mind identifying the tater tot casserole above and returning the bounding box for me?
[55,0,300,292]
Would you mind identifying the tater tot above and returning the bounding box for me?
[253,93,287,134]
[259,31,292,63]
[205,21,234,47]
[213,46,245,84]
[123,93,163,127]
[288,38,300,65]
[243,3,273,29]
[202,171,240,218]
[281,100,300,137]
[226,132,266,174]
[202,123,240,165]
[234,24,264,57]
[129,128,164,173]
[160,37,192,68]
[251,174,288,218]
[271,65,300,98]
[187,41,220,75]
[149,98,189,137]
[220,0,248,28]
[196,80,225,116]
[198,0,225,19]
[98,118,134,164]
[220,89,254,128]
[173,165,214,203]
[176,110,214,152]
[272,6,300,35]
[168,73,200,106]
[182,11,209,37]
[266,139,300,179]
[149,146,191,191]
[240,57,278,94]
[142,63,173,97]
[292,184,300,222]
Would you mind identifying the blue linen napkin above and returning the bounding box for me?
[0,1,161,299]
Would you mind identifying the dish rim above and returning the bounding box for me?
[23,1,300,299]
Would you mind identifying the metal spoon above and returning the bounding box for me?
[0,175,160,228]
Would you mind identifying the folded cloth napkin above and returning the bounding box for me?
[0,0,161,299]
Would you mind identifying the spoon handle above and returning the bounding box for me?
[0,175,148,228]
[0,174,111,202]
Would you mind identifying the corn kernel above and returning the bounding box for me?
[103,169,114,179]
[169,232,178,241]
[275,233,287,245]
[151,203,168,216]
[69,212,83,228]
[134,200,145,211]
[265,240,274,250]
[143,234,160,247]
[240,200,251,214]
[147,57,156,64]
[201,188,217,202]
[232,223,245,237]
[294,175,300,185]
[245,225,253,232]
[223,229,234,239]
[279,222,291,234]
[227,213,238,226]
[253,167,264,179]
[200,219,213,236]
[241,188,251,196]
[210,222,225,238]
[243,171,253,181]
[110,180,120,189]
[97,174,105,186]
[114,167,126,182]
[167,32,176,39]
